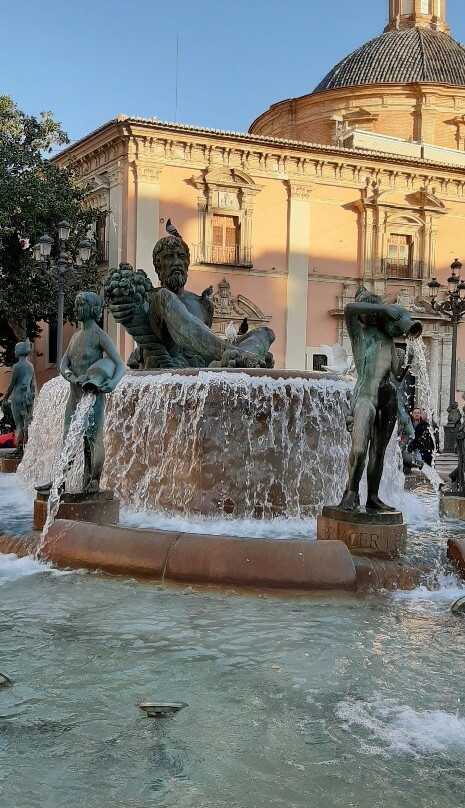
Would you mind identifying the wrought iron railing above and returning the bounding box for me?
[381,258,423,279]
[193,243,253,267]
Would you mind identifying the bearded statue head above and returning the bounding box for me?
[152,236,190,294]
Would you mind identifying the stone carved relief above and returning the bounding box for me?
[380,286,438,316]
[211,278,271,336]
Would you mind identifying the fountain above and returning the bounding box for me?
[3,245,465,808]
[2,234,462,591]
[20,370,353,520]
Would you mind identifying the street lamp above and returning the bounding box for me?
[33,223,94,372]
[428,258,465,452]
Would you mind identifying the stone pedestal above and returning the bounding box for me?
[33,489,120,532]
[440,492,465,519]
[317,506,407,558]
[0,455,21,473]
[448,537,465,578]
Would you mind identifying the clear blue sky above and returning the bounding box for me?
[1,0,465,149]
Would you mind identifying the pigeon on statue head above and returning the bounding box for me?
[166,218,181,238]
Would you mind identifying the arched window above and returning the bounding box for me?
[402,0,414,12]
[421,0,431,13]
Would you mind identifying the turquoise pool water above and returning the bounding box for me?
[1,474,465,808]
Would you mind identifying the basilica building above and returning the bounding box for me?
[15,0,465,426]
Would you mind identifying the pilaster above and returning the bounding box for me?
[285,183,312,370]
[108,164,124,345]
[134,162,162,282]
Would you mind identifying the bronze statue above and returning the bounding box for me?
[0,340,36,452]
[60,292,125,492]
[104,236,274,369]
[339,288,422,512]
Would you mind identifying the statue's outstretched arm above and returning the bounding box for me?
[344,304,364,369]
[152,289,227,361]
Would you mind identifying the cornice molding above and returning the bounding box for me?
[52,115,465,179]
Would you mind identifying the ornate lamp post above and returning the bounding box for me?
[428,258,465,452]
[33,222,93,372]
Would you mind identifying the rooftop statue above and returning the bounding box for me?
[339,288,422,512]
[104,235,275,369]
[0,340,36,453]
[60,292,125,493]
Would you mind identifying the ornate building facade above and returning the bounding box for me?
[4,0,465,427]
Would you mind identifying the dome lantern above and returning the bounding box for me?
[385,0,450,35]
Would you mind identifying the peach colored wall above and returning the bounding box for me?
[158,166,199,265]
[307,281,340,347]
[309,187,359,278]
[434,204,465,382]
[253,180,289,272]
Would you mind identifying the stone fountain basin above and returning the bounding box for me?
[101,367,352,520]
[0,520,423,593]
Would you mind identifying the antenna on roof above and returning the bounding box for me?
[174,32,179,122]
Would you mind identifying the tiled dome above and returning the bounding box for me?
[314,28,465,93]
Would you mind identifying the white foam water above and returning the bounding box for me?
[0,552,72,586]
[405,336,443,490]
[41,392,96,539]
[16,376,69,491]
[18,371,408,520]
[119,508,317,541]
[336,696,465,758]
[0,472,34,534]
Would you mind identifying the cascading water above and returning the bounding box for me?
[17,369,406,521]
[406,336,444,490]
[40,392,96,539]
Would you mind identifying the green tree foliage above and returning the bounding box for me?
[0,95,100,365]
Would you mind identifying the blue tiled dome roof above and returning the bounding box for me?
[314,28,465,92]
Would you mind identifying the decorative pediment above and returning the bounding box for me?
[383,286,440,318]
[358,185,446,215]
[406,188,446,212]
[211,278,271,336]
[384,211,424,227]
[342,108,379,124]
[191,167,263,196]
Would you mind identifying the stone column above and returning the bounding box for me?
[107,165,124,345]
[285,183,312,370]
[135,163,162,283]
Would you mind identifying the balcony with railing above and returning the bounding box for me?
[193,243,253,268]
[381,258,423,279]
